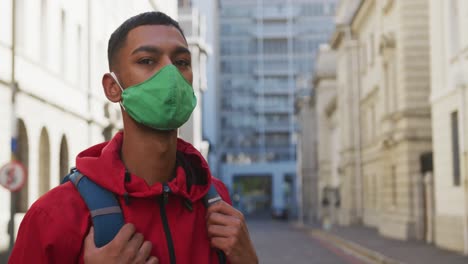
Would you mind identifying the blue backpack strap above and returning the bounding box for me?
[63,169,124,248]
[176,151,226,263]
[203,184,227,264]
[203,184,222,207]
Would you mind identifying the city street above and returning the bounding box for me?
[248,218,364,264]
[2,0,468,263]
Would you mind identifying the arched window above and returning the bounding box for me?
[39,127,50,195]
[16,119,29,213]
[59,135,69,182]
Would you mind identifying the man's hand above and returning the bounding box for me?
[206,201,259,264]
[84,223,159,264]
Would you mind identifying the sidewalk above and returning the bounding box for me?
[302,223,468,264]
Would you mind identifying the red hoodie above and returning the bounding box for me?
[9,132,231,264]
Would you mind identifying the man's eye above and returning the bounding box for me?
[138,58,154,65]
[175,60,190,68]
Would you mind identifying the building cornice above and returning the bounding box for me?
[379,32,396,54]
[330,28,344,49]
[351,0,375,33]
[331,0,362,48]
[330,25,354,49]
[325,95,338,117]
[360,85,379,105]
[313,76,336,87]
[0,78,10,87]
[382,0,395,14]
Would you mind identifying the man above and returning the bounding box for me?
[9,11,258,264]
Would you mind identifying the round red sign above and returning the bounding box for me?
[0,161,27,192]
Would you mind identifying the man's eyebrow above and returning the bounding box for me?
[173,46,191,56]
[131,45,161,55]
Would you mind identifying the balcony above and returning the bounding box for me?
[252,27,293,39]
[256,87,290,95]
[256,104,291,114]
[253,8,299,22]
[254,12,288,22]
[256,122,292,133]
[254,68,295,76]
[263,146,293,153]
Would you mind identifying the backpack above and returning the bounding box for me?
[62,154,226,263]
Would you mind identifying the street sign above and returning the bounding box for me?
[0,161,27,192]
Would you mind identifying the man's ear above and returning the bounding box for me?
[102,73,122,103]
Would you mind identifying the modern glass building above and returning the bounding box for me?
[217,0,337,217]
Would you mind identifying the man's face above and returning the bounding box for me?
[115,25,192,88]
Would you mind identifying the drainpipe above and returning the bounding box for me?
[8,0,18,256]
[86,0,92,145]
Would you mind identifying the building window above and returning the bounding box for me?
[391,165,397,206]
[40,0,48,63]
[60,10,66,74]
[264,39,287,54]
[15,0,25,50]
[362,109,368,144]
[367,109,371,144]
[451,111,461,186]
[392,59,398,111]
[364,175,370,207]
[360,43,367,74]
[59,136,69,181]
[373,174,378,209]
[77,25,82,85]
[371,104,376,140]
[369,33,375,66]
[384,63,390,113]
[449,0,459,56]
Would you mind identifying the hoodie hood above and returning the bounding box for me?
[75,131,211,202]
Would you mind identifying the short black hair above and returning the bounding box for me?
[107,11,186,70]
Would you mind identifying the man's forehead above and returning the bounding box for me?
[125,25,187,49]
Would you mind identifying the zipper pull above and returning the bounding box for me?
[162,184,171,206]
[183,198,193,212]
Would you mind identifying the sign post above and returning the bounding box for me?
[8,0,19,258]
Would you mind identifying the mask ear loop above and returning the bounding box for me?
[109,72,126,111]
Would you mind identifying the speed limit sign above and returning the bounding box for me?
[0,161,27,192]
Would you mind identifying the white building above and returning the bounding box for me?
[190,0,221,177]
[0,0,177,253]
[178,1,210,159]
[430,0,468,254]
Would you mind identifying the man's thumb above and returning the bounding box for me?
[84,227,96,249]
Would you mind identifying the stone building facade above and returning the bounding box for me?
[329,0,363,226]
[351,0,432,241]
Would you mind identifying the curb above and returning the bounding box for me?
[309,229,403,264]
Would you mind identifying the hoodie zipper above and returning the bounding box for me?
[161,183,176,264]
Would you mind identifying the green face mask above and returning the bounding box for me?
[110,65,197,130]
